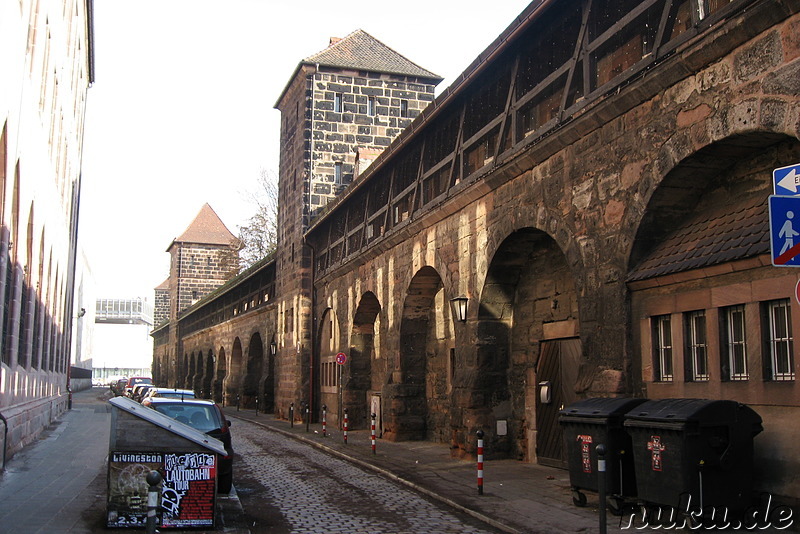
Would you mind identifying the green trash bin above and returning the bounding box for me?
[623,399,762,514]
[559,397,647,512]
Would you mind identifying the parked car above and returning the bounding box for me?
[123,376,152,397]
[141,387,196,403]
[110,378,128,397]
[144,397,233,493]
[131,384,155,402]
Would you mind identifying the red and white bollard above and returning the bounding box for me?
[322,404,327,437]
[476,430,484,495]
[343,409,348,444]
[371,413,377,455]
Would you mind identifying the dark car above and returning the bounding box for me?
[144,397,233,493]
[110,378,128,397]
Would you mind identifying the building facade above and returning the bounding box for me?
[155,0,800,505]
[93,297,153,382]
[0,0,94,457]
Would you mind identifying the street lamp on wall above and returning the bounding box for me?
[451,296,468,323]
[269,342,277,356]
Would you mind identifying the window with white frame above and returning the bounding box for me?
[652,315,673,381]
[722,305,748,381]
[685,310,709,381]
[766,299,795,381]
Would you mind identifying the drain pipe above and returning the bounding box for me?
[0,411,7,469]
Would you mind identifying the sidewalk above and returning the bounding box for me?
[223,406,616,534]
[0,387,249,534]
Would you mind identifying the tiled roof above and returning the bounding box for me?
[154,278,169,291]
[627,193,770,281]
[168,204,237,250]
[304,30,442,80]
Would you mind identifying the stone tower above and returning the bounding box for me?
[273,30,442,413]
[157,204,238,386]
[153,278,169,327]
[165,203,239,322]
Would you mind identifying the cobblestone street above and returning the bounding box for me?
[233,420,502,534]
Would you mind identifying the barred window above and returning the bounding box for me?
[722,305,748,381]
[652,315,673,382]
[685,310,709,381]
[766,299,794,381]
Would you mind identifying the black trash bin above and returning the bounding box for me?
[559,397,647,511]
[623,398,762,514]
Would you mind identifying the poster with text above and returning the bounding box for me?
[107,452,164,527]
[159,452,217,528]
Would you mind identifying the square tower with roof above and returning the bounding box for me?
[273,30,442,407]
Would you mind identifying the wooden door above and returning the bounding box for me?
[536,338,582,468]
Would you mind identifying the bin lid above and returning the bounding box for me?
[559,397,648,420]
[623,398,762,433]
[109,396,227,455]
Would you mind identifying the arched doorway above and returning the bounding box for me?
[262,335,276,413]
[347,292,380,430]
[480,228,580,466]
[225,338,243,405]
[383,266,453,442]
[243,333,263,409]
[317,308,341,425]
[201,350,214,399]
[181,354,189,389]
[187,352,197,393]
[212,346,226,404]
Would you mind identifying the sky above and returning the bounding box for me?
[78,0,533,300]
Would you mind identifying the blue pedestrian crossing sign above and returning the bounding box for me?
[774,163,800,196]
[769,195,800,267]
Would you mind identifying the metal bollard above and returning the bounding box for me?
[305,407,310,432]
[322,405,327,437]
[343,409,348,444]
[371,413,377,455]
[145,470,162,534]
[476,430,484,495]
[597,443,607,534]
[255,396,259,416]
[236,394,240,411]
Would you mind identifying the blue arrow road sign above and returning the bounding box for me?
[774,163,800,196]
[769,195,800,267]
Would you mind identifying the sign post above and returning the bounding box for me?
[336,352,347,430]
[769,195,800,267]
[773,163,800,196]
[770,163,800,269]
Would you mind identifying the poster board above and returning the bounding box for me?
[107,451,217,528]
[107,397,226,529]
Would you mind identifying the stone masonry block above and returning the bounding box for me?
[733,30,782,85]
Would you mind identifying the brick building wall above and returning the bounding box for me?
[154,287,169,327]
[170,243,238,314]
[309,71,435,215]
